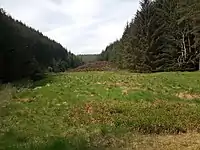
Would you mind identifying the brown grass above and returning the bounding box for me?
[125,133,200,150]
[176,92,200,100]
[71,61,117,72]
[15,98,34,103]
[89,132,200,150]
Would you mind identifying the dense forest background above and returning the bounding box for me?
[99,0,200,72]
[78,54,98,63]
[0,8,83,82]
[1,0,200,83]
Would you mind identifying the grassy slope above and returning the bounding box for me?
[1,71,200,149]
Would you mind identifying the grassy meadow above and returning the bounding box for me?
[1,71,200,149]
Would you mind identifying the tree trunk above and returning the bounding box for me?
[182,33,187,61]
[199,57,200,71]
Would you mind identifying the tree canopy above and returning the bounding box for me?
[99,0,200,72]
[0,9,83,82]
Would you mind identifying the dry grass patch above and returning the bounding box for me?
[0,84,16,103]
[67,101,116,126]
[125,133,200,150]
[15,98,34,103]
[176,92,200,100]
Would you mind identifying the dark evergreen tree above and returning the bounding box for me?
[0,9,82,82]
[99,0,200,72]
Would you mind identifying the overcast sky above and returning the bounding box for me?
[1,0,140,54]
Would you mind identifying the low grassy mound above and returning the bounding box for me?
[71,61,117,72]
[1,71,200,149]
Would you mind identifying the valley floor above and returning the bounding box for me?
[1,71,200,149]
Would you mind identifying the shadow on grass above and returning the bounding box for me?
[29,74,55,89]
[0,130,104,150]
[9,74,55,89]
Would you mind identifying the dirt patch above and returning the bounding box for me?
[15,98,34,103]
[85,103,93,114]
[122,89,129,95]
[69,101,115,125]
[152,99,165,107]
[176,92,200,100]
[71,61,117,72]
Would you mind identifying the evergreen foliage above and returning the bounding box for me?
[99,0,200,72]
[0,9,82,82]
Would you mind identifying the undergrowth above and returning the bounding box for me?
[1,71,200,149]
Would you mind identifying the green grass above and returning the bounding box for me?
[1,71,200,149]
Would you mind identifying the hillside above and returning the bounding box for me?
[0,9,82,82]
[1,71,200,149]
[99,0,200,72]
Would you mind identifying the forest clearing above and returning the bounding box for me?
[1,0,200,149]
[1,71,200,149]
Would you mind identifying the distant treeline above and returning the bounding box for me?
[78,54,98,63]
[99,0,200,72]
[0,9,83,82]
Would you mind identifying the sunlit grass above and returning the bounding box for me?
[1,71,200,149]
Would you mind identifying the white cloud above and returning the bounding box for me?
[0,0,140,54]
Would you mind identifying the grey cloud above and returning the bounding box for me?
[38,10,74,32]
[49,0,63,5]
[1,0,140,54]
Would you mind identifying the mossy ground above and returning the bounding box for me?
[1,71,200,149]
